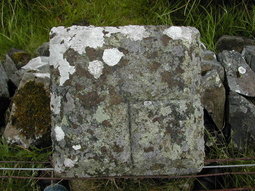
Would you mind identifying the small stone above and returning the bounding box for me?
[201,70,225,130]
[8,47,32,69]
[3,56,51,148]
[201,50,225,82]
[35,42,50,56]
[218,50,255,97]
[3,54,22,87]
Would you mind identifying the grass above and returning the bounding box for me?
[1,0,255,58]
[0,139,52,191]
[0,0,255,190]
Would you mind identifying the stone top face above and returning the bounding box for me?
[50,25,204,177]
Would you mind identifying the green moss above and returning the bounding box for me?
[11,81,51,139]
[12,51,32,65]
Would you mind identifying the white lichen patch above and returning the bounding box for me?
[72,145,81,150]
[238,66,246,74]
[160,105,172,116]
[22,56,49,71]
[59,59,76,86]
[33,73,50,78]
[50,93,61,114]
[64,157,78,168]
[88,60,104,79]
[105,25,150,41]
[144,101,152,106]
[163,26,195,44]
[50,26,106,85]
[55,126,65,141]
[102,48,124,66]
[50,26,104,54]
[95,106,110,123]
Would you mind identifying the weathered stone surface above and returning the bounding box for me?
[50,25,204,177]
[242,45,255,73]
[21,56,50,75]
[3,57,51,148]
[228,91,255,149]
[201,50,225,82]
[36,42,50,57]
[0,61,9,98]
[201,70,225,130]
[218,50,255,97]
[3,54,22,87]
[8,47,31,69]
[216,35,255,53]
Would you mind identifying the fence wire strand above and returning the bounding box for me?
[0,158,255,190]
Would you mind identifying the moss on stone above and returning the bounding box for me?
[11,81,51,139]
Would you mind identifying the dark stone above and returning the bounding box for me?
[36,42,50,57]
[201,70,225,130]
[242,45,255,73]
[218,50,255,97]
[228,91,255,149]
[216,35,255,53]
[8,47,32,69]
[3,54,23,87]
[201,50,225,82]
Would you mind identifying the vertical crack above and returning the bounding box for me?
[127,101,134,166]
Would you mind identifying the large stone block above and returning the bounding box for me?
[50,25,204,177]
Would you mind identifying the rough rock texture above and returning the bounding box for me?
[36,42,50,57]
[242,45,255,73]
[0,61,9,98]
[201,70,225,130]
[218,50,255,97]
[228,91,255,148]
[201,50,226,130]
[201,50,225,82]
[50,25,204,177]
[8,47,31,69]
[216,35,255,53]
[3,56,51,148]
[2,54,23,88]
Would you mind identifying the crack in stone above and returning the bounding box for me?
[127,101,134,167]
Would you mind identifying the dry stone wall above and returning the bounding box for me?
[49,25,205,177]
[3,26,255,179]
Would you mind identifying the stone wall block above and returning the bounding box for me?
[50,25,205,177]
[201,70,225,130]
[3,57,51,148]
[228,91,255,149]
[242,45,255,73]
[218,50,255,97]
[3,54,22,87]
[201,50,225,82]
[216,35,255,53]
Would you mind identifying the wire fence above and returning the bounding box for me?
[0,158,255,190]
